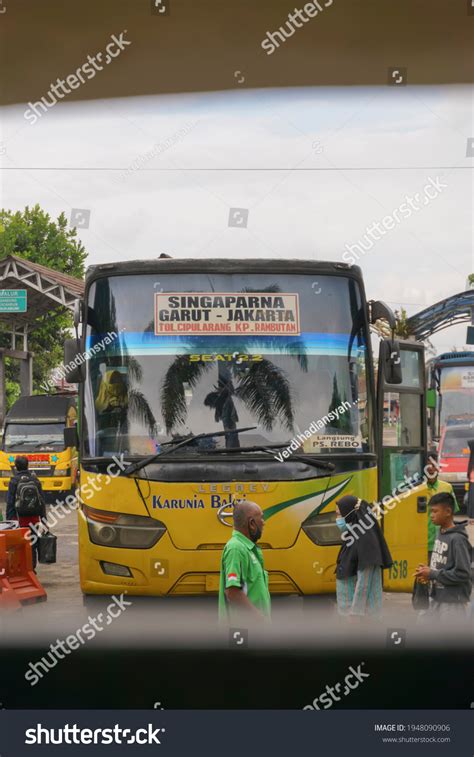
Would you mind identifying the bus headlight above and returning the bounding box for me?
[54,468,71,477]
[101,561,133,577]
[84,505,166,549]
[95,525,118,545]
[0,469,12,477]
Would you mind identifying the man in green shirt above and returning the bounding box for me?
[218,500,271,622]
[426,453,458,561]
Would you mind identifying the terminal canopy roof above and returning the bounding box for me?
[0,255,84,327]
[1,0,471,107]
[406,290,474,341]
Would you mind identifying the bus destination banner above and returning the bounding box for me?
[154,293,301,335]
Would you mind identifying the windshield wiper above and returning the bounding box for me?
[231,445,335,471]
[267,450,335,472]
[198,444,335,472]
[121,426,257,476]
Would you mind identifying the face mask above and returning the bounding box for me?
[249,522,262,543]
[336,517,347,532]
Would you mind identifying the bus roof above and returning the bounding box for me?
[85,258,362,285]
[434,351,474,365]
[5,395,76,424]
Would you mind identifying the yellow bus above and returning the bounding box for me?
[65,258,430,598]
[0,394,78,503]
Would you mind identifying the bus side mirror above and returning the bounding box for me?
[64,426,78,449]
[73,299,85,329]
[379,339,402,385]
[369,300,397,330]
[64,338,85,383]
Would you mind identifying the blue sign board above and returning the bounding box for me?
[0,290,27,313]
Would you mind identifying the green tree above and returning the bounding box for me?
[0,205,87,404]
[393,307,412,339]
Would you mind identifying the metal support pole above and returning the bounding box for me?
[0,352,5,430]
[19,352,32,397]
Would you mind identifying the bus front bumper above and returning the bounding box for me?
[0,476,73,495]
[79,517,339,597]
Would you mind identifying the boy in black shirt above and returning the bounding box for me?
[415,492,471,619]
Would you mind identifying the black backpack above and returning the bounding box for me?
[14,474,44,518]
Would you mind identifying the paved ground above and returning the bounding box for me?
[1,500,472,647]
[2,503,414,617]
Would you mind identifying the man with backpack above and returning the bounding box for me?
[6,455,46,569]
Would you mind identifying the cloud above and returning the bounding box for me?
[0,84,472,353]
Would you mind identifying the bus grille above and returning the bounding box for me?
[170,572,299,595]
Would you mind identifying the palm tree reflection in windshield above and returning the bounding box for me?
[160,337,308,449]
[91,281,157,454]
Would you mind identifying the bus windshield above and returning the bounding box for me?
[4,423,65,451]
[440,426,474,458]
[439,365,474,426]
[83,272,371,458]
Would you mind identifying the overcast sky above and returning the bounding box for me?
[1,84,472,354]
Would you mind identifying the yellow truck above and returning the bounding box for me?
[0,394,78,503]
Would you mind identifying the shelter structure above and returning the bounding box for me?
[406,290,474,342]
[0,255,84,426]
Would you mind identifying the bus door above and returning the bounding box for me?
[377,341,428,591]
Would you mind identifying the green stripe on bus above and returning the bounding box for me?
[263,477,351,521]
